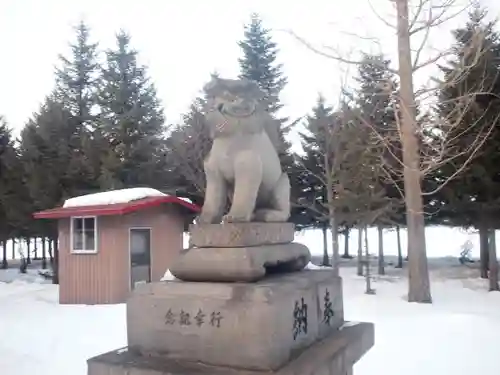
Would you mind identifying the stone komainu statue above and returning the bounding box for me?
[198,76,290,224]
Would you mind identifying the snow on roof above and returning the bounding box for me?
[63,187,167,208]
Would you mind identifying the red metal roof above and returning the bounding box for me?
[33,196,200,219]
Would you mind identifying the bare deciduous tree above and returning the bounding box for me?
[297,88,395,276]
[296,103,351,276]
[290,0,498,303]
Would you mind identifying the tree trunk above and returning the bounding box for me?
[364,225,375,294]
[479,222,489,279]
[321,221,330,266]
[342,228,351,258]
[42,238,47,269]
[11,239,15,259]
[329,214,340,276]
[377,225,385,275]
[395,0,432,303]
[48,238,54,263]
[396,225,403,268]
[1,241,7,269]
[26,239,31,264]
[488,229,499,291]
[52,237,59,285]
[357,226,363,276]
[325,147,339,275]
[364,226,370,255]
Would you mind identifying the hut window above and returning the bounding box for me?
[71,216,97,253]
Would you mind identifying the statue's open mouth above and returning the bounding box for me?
[219,101,256,118]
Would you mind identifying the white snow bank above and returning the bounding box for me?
[160,269,177,281]
[306,261,333,270]
[0,268,50,284]
[3,267,500,375]
[63,188,166,207]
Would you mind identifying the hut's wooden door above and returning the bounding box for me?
[129,228,152,289]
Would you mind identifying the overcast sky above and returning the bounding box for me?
[1,0,499,139]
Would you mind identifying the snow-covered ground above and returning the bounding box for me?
[1,263,500,375]
[1,225,498,375]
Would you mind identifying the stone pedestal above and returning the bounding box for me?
[87,222,375,375]
[127,271,343,371]
[189,222,296,247]
[169,243,310,282]
[170,223,311,282]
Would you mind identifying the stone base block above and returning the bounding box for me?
[169,242,311,282]
[88,322,374,375]
[189,222,295,248]
[127,271,343,371]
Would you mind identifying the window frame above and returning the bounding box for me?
[70,216,98,254]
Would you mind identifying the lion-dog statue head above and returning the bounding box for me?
[203,76,280,151]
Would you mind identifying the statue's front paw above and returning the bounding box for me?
[222,213,252,223]
[197,212,218,224]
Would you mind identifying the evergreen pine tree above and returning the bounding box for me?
[165,97,212,206]
[20,96,86,282]
[237,13,293,165]
[238,13,287,114]
[54,20,101,192]
[297,96,379,272]
[97,30,166,189]
[0,118,9,268]
[434,6,500,278]
[353,53,403,225]
[55,20,100,130]
[0,118,33,268]
[20,97,87,219]
[354,54,399,146]
[297,96,335,264]
[0,118,17,268]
